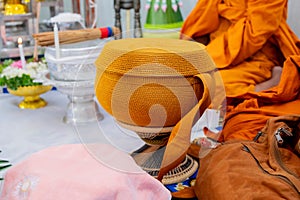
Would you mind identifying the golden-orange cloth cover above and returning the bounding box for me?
[94,38,216,127]
[94,38,217,181]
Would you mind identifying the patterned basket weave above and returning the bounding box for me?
[94,38,216,141]
[134,148,198,185]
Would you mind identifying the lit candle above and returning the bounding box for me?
[18,37,26,68]
[53,23,61,71]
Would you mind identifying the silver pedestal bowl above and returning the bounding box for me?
[44,39,109,124]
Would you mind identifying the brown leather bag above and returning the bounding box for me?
[194,115,300,199]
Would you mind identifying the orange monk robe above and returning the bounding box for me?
[220,55,300,141]
[159,0,300,180]
[158,55,300,183]
[181,0,300,96]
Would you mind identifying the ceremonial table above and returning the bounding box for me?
[0,90,145,169]
[0,89,219,198]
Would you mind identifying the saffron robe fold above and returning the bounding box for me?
[181,0,300,96]
[221,55,300,141]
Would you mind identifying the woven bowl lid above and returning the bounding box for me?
[94,38,216,128]
[95,38,216,77]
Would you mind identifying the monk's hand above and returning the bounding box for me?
[180,34,210,46]
[191,127,221,158]
[255,66,282,92]
[194,35,210,45]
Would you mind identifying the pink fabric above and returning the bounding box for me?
[0,144,171,200]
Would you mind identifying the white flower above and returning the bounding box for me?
[1,61,48,80]
[1,67,23,79]
[25,68,37,78]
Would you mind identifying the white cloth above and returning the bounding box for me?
[0,90,145,176]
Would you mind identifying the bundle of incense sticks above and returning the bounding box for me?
[33,27,120,46]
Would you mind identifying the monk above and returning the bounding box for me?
[158,1,300,198]
[157,1,300,198]
[181,0,300,99]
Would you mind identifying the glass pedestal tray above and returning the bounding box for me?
[43,39,107,124]
[42,73,103,124]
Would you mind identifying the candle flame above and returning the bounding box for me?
[18,37,23,45]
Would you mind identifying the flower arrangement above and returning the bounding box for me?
[0,58,48,90]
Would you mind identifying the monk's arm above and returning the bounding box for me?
[255,66,282,92]
[180,0,220,40]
